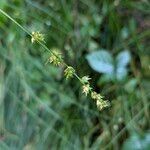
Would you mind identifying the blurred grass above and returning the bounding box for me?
[0,0,150,150]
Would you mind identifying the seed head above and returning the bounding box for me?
[91,91,103,101]
[96,99,110,111]
[64,66,75,79]
[49,50,63,66]
[81,76,91,84]
[31,31,45,43]
[82,84,92,96]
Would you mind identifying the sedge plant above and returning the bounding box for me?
[0,8,110,111]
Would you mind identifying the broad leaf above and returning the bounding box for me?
[116,50,131,67]
[116,50,131,80]
[86,50,114,74]
[116,67,127,80]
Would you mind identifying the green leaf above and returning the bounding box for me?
[86,50,114,74]
[116,50,131,80]
[86,50,131,81]
[116,67,127,80]
[116,50,131,67]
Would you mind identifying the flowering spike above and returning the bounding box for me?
[64,66,75,79]
[96,99,110,111]
[48,50,63,66]
[91,91,103,101]
[31,31,45,43]
[81,76,91,84]
[0,9,111,112]
[91,91,110,111]
[82,84,92,96]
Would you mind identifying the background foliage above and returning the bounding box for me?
[0,0,150,149]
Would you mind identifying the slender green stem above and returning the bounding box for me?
[0,8,83,84]
[0,9,31,36]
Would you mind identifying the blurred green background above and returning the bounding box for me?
[0,0,150,150]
